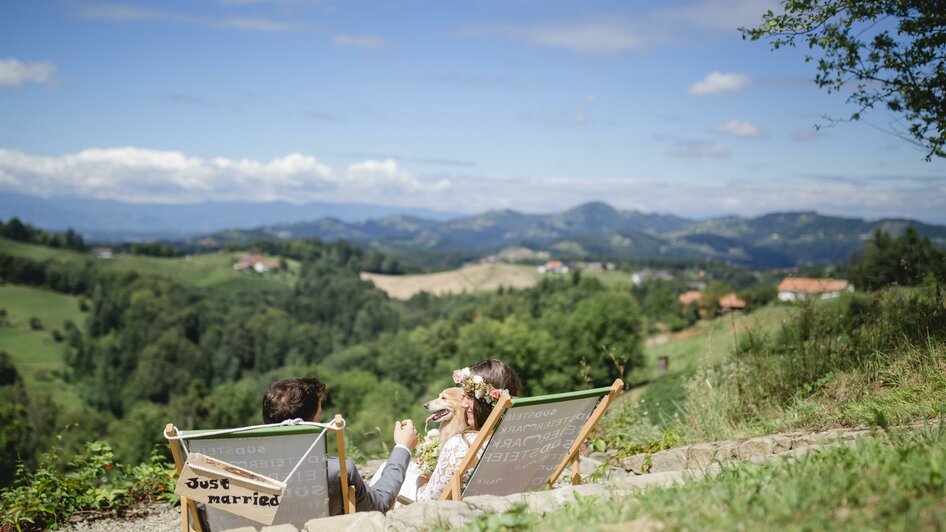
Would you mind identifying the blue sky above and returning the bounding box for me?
[1,0,944,223]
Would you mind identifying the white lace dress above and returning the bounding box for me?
[415,431,480,501]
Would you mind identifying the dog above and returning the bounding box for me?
[423,387,469,443]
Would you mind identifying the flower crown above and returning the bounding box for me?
[453,367,507,406]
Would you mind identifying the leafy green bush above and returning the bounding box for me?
[0,441,175,531]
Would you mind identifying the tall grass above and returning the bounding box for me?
[494,426,946,531]
[682,285,946,440]
[600,285,946,450]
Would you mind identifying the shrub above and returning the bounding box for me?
[0,441,175,531]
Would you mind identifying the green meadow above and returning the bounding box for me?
[0,284,84,404]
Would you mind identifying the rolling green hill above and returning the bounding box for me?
[0,238,298,293]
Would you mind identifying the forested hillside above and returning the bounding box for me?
[0,228,644,484]
[2,221,945,530]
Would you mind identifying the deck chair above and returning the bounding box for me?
[439,379,623,500]
[164,415,356,532]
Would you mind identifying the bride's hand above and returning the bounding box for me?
[416,474,429,488]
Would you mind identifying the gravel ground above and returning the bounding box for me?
[61,503,179,532]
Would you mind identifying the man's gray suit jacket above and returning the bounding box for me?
[326,446,411,516]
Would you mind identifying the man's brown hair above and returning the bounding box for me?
[262,378,327,423]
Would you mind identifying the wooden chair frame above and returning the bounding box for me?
[164,414,355,532]
[438,379,623,501]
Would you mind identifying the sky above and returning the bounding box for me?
[1,0,944,223]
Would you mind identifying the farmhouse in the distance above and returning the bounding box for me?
[718,293,747,312]
[538,260,570,274]
[233,253,280,273]
[777,277,853,301]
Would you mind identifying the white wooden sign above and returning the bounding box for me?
[185,432,330,531]
[176,453,286,525]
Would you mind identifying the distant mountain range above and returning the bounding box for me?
[3,193,945,267]
[0,192,459,241]
[203,202,946,267]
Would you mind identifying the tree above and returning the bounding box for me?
[742,1,945,159]
[848,227,946,289]
[565,291,644,387]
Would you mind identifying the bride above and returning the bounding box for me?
[415,358,521,501]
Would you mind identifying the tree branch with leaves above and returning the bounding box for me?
[742,0,945,160]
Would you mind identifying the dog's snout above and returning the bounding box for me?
[423,401,430,409]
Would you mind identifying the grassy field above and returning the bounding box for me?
[614,304,793,424]
[0,284,85,405]
[0,238,298,292]
[361,263,542,299]
[361,262,632,300]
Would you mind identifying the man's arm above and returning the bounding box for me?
[332,419,418,514]
[350,446,411,512]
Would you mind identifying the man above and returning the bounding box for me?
[262,377,418,515]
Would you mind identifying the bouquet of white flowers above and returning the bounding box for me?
[414,428,441,476]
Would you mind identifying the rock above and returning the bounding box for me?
[262,525,298,532]
[809,429,844,445]
[610,470,691,491]
[590,450,617,463]
[604,467,634,484]
[581,453,607,475]
[463,494,517,515]
[791,435,812,450]
[621,454,648,474]
[305,512,386,532]
[686,444,717,470]
[735,438,774,461]
[714,441,738,463]
[386,500,481,531]
[772,435,792,453]
[648,447,687,473]
[841,430,871,441]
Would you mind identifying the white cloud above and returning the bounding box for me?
[467,20,643,55]
[0,58,57,88]
[332,34,387,49]
[0,147,447,204]
[1,147,943,223]
[792,128,823,141]
[78,2,297,32]
[713,120,763,137]
[459,1,778,54]
[655,0,780,33]
[666,141,731,158]
[689,71,751,95]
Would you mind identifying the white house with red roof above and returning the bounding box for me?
[777,278,853,301]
